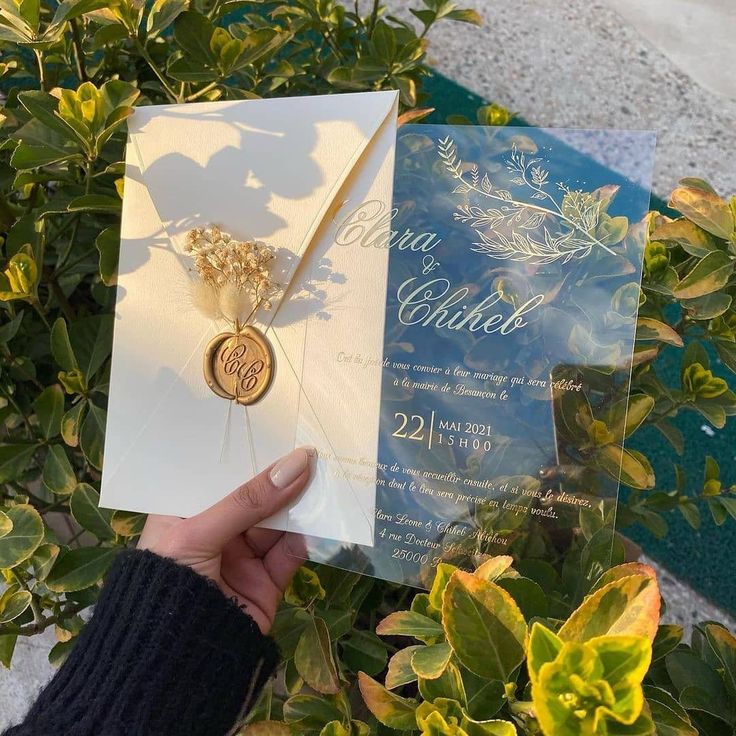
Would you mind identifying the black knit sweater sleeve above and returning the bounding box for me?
[4,549,280,736]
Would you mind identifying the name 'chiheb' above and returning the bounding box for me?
[397,278,544,335]
[334,200,545,335]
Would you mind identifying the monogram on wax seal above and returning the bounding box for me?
[185,225,280,405]
[204,326,274,405]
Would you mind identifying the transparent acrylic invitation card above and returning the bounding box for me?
[292,124,656,587]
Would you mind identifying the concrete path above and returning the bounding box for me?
[423,0,736,198]
[605,0,736,100]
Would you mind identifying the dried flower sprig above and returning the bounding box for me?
[184,225,280,325]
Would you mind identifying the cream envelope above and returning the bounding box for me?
[100,91,399,546]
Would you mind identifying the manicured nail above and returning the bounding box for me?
[269,447,314,489]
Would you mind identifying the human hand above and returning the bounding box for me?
[138,446,314,634]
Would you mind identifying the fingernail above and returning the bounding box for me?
[269,447,315,489]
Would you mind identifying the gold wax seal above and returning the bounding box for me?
[203,326,274,406]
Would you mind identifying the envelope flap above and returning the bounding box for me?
[129,91,398,315]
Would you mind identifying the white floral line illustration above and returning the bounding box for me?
[437,136,622,265]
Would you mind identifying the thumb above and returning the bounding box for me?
[181,446,315,553]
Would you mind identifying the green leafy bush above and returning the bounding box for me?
[1,2,736,735]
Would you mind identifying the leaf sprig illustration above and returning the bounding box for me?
[438,137,624,264]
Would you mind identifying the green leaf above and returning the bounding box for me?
[559,572,660,643]
[371,21,396,61]
[96,226,119,286]
[376,610,444,641]
[49,0,108,30]
[16,91,78,141]
[46,546,116,592]
[42,444,76,494]
[283,695,344,732]
[32,384,64,438]
[673,250,734,299]
[0,588,32,623]
[0,312,23,344]
[411,642,452,680]
[647,697,698,736]
[341,630,387,676]
[51,318,77,371]
[146,0,187,36]
[461,668,506,721]
[703,624,736,700]
[69,315,114,380]
[442,571,527,680]
[67,194,122,213]
[358,672,417,730]
[0,634,17,668]
[48,638,76,668]
[496,577,549,620]
[652,624,684,661]
[294,616,340,694]
[70,483,115,540]
[385,646,421,689]
[80,402,106,470]
[166,57,217,83]
[670,186,735,240]
[0,443,38,483]
[174,11,215,63]
[0,504,44,568]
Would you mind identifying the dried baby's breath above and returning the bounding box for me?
[185,225,279,323]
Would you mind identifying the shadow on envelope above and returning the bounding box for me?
[101,91,400,551]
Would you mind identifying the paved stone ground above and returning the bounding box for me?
[422,0,736,199]
[3,0,736,726]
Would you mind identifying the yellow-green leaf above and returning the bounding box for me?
[527,622,563,685]
[42,444,76,494]
[385,646,421,689]
[651,218,718,258]
[670,185,734,240]
[558,573,660,644]
[411,642,452,680]
[0,504,44,568]
[474,556,514,582]
[0,588,32,623]
[0,510,11,538]
[31,543,59,582]
[110,510,146,537]
[636,317,683,347]
[294,616,340,695]
[376,611,444,641]
[442,571,527,680]
[673,250,734,299]
[243,721,291,736]
[596,444,655,489]
[358,672,417,730]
